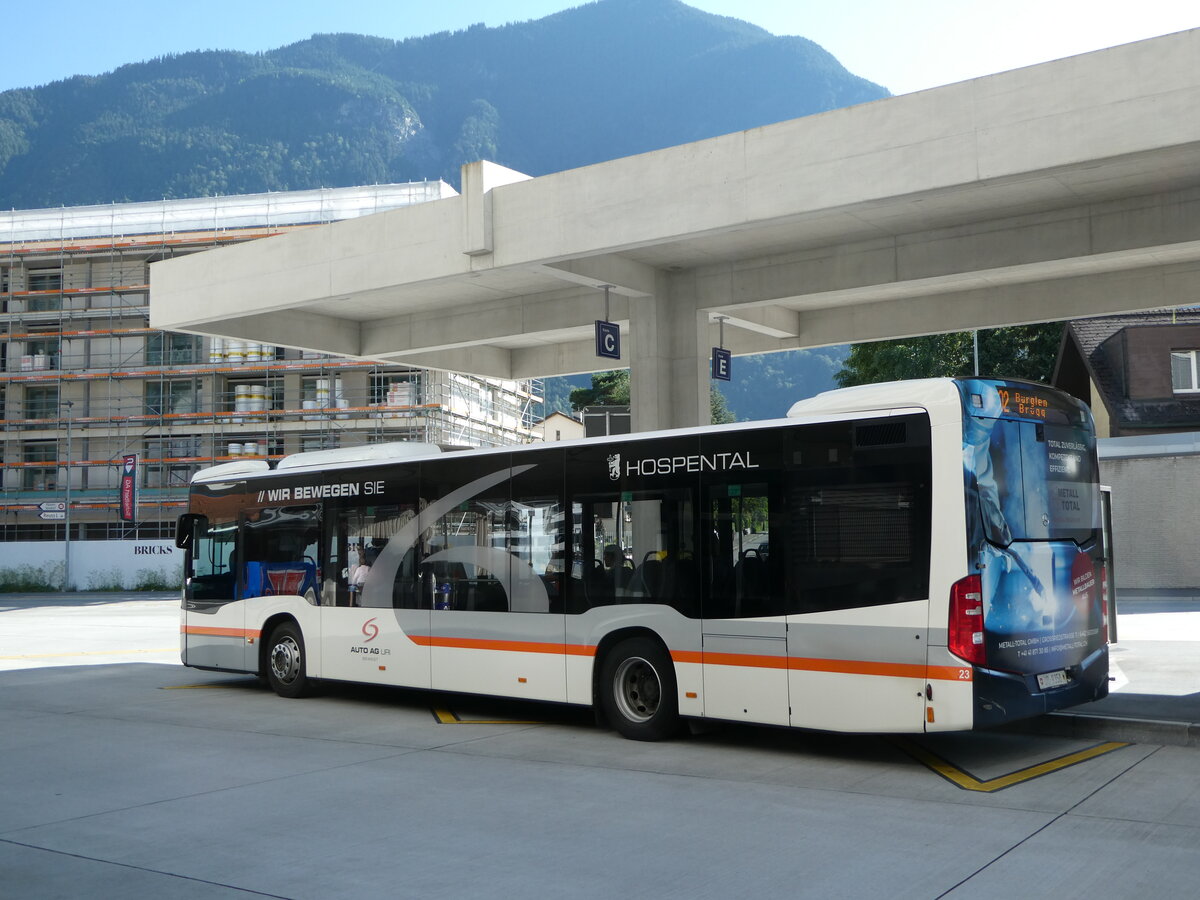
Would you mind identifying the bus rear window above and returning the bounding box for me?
[973,418,1099,544]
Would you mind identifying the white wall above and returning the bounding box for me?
[0,540,181,591]
[1099,434,1200,591]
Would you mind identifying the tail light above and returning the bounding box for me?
[949,574,986,666]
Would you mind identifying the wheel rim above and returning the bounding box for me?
[270,635,302,685]
[613,655,661,723]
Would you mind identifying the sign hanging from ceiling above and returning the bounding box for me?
[711,347,732,381]
[595,320,621,360]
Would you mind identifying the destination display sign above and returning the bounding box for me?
[961,379,1085,426]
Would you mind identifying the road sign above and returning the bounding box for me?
[39,501,66,512]
[39,511,66,520]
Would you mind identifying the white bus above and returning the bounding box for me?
[175,378,1109,740]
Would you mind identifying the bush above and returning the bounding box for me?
[0,562,65,592]
[85,567,127,591]
[131,568,181,591]
[83,566,180,591]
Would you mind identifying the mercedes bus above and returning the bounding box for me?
[175,377,1109,740]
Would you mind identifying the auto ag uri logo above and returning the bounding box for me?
[361,617,380,642]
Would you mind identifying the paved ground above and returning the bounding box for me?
[0,592,179,671]
[1025,592,1200,747]
[1,591,1198,898]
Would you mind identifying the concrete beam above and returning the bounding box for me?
[172,310,362,358]
[376,344,514,379]
[790,262,1200,348]
[692,187,1200,313]
[712,307,801,339]
[538,255,659,296]
[361,288,630,358]
[511,337,618,380]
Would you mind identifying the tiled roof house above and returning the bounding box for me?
[1053,310,1200,437]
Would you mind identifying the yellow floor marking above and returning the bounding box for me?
[893,737,1130,792]
[0,647,176,660]
[432,707,542,725]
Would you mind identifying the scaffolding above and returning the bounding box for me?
[1,186,544,542]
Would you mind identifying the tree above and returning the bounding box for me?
[569,370,629,409]
[710,386,735,424]
[570,369,737,424]
[834,324,1063,388]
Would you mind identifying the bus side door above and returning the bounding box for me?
[699,433,790,727]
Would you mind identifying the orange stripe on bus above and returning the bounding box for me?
[182,626,262,639]
[408,635,596,657]
[674,650,972,682]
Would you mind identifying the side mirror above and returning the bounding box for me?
[175,513,205,550]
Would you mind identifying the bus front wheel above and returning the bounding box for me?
[599,637,681,741]
[265,622,311,699]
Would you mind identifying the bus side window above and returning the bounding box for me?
[509,451,565,613]
[567,489,696,615]
[241,506,321,603]
[780,418,932,615]
[328,503,421,609]
[704,483,781,618]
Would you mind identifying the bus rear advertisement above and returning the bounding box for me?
[175,378,1108,740]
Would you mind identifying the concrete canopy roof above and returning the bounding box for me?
[151,28,1200,394]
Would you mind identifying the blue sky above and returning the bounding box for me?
[3,1,1196,96]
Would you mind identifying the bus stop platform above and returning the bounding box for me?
[1010,590,1200,748]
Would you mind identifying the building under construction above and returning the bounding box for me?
[0,185,543,588]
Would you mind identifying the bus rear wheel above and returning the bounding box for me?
[600,637,681,741]
[265,622,311,699]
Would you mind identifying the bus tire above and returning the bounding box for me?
[265,622,311,699]
[599,637,681,741]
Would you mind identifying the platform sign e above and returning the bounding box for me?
[595,320,621,360]
[711,347,732,381]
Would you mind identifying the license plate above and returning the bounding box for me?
[1037,670,1070,690]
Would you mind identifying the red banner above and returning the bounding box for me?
[119,454,138,522]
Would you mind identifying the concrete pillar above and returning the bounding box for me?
[629,275,710,433]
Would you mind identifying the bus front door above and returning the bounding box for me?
[180,512,251,672]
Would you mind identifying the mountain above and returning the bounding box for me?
[0,0,887,206]
[0,0,873,416]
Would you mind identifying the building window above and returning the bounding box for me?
[23,385,59,423]
[145,379,200,415]
[1170,350,1200,393]
[22,441,58,490]
[26,269,62,291]
[26,268,62,312]
[146,332,201,366]
[371,373,419,406]
[25,333,60,370]
[144,436,203,488]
